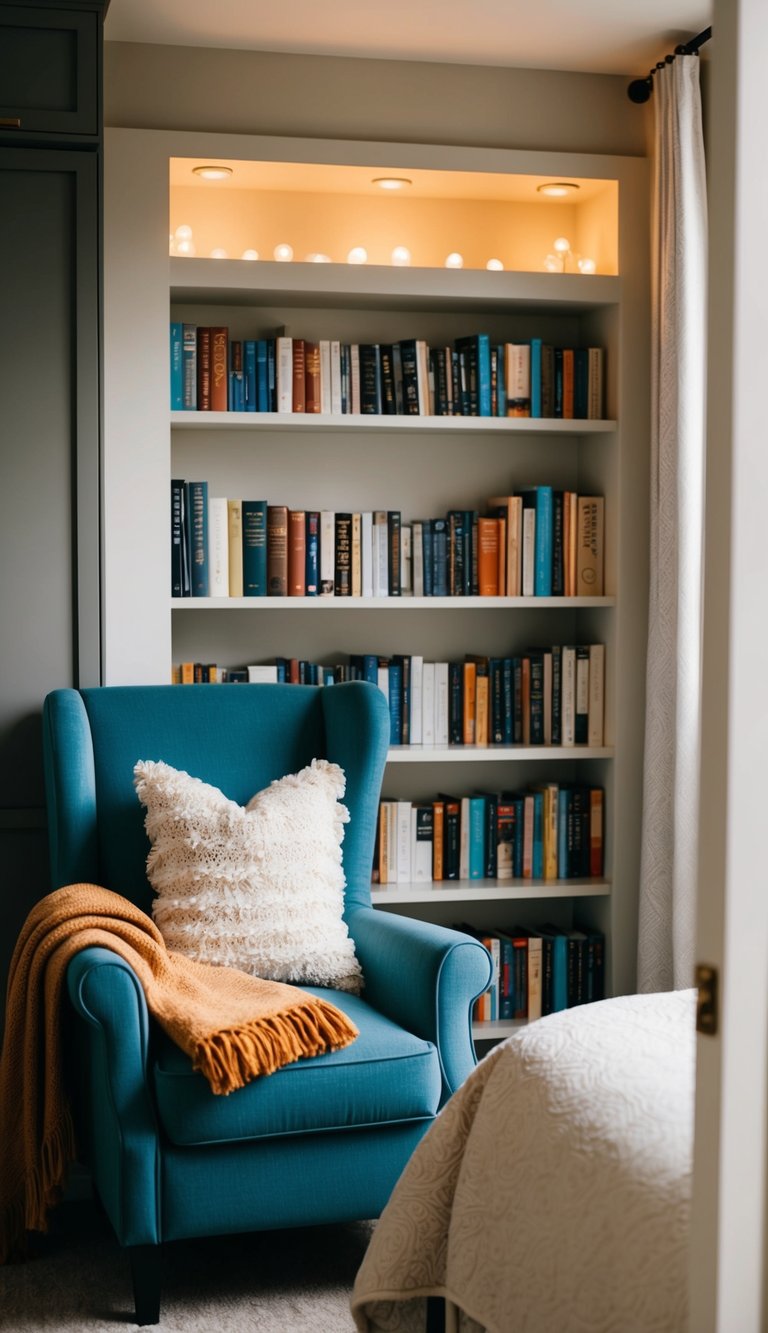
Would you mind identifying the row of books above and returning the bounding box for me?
[375,785,604,886]
[170,323,605,419]
[467,923,606,1022]
[172,482,605,600]
[171,647,605,750]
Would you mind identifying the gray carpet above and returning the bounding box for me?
[0,1198,374,1331]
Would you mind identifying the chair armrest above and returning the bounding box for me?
[348,908,492,1104]
[66,946,161,1246]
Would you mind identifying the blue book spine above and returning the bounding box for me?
[229,341,245,411]
[532,791,544,878]
[502,657,514,743]
[552,933,568,1011]
[432,518,448,596]
[187,481,209,596]
[530,338,543,418]
[362,654,379,685]
[256,340,269,411]
[182,323,197,409]
[323,667,335,686]
[476,334,491,417]
[266,340,276,411]
[468,797,486,878]
[495,344,507,416]
[244,340,257,411]
[523,487,554,596]
[170,323,183,410]
[387,661,402,744]
[242,500,268,596]
[305,511,319,595]
[557,787,570,878]
[512,797,524,877]
[489,659,503,743]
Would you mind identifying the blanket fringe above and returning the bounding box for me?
[193,998,359,1095]
[0,1110,76,1264]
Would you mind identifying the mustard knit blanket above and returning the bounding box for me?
[0,883,359,1263]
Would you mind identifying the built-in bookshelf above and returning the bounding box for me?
[103,130,649,1044]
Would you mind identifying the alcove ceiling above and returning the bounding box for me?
[104,0,713,77]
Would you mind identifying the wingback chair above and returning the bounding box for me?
[42,681,492,1325]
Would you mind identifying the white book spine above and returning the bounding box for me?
[562,646,576,747]
[247,665,279,682]
[276,336,293,413]
[377,663,389,709]
[416,339,429,415]
[208,497,229,597]
[522,508,536,597]
[421,662,435,745]
[527,936,543,1021]
[361,511,374,597]
[396,801,411,883]
[350,343,361,414]
[410,655,424,744]
[412,808,433,881]
[434,661,449,745]
[320,510,335,596]
[412,520,424,597]
[330,341,342,414]
[459,796,470,880]
[588,643,605,746]
[373,514,389,597]
[400,524,412,595]
[319,339,331,413]
[386,801,398,884]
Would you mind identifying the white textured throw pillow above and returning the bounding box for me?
[133,758,363,993]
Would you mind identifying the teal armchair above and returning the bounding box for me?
[42,681,491,1325]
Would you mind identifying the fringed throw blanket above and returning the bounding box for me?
[0,882,359,1264]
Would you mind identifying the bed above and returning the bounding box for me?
[351,989,696,1333]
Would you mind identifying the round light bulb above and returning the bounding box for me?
[347,246,368,264]
[176,238,196,257]
[486,257,504,271]
[210,248,228,259]
[174,224,193,241]
[304,252,332,263]
[391,246,412,266]
[553,236,571,255]
[273,243,294,262]
[577,256,597,274]
[444,252,464,269]
[241,248,259,261]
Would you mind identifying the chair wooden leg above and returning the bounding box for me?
[426,1295,446,1333]
[128,1244,162,1326]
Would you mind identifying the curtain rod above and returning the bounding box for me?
[627,26,712,103]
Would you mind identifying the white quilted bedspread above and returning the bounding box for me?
[351,989,696,1333]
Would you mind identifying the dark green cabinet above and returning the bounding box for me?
[0,1,105,1026]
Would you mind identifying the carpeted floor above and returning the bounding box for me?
[0,1197,374,1331]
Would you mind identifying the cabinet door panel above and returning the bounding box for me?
[0,6,98,137]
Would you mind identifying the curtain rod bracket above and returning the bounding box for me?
[627,26,712,102]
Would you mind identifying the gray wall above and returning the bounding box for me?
[104,41,648,156]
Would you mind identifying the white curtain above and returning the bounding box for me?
[638,56,708,993]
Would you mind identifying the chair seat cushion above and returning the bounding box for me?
[152,987,442,1147]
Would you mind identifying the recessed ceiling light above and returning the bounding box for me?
[372,177,412,191]
[192,165,233,181]
[537,182,580,198]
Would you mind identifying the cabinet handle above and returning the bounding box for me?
[0,117,22,128]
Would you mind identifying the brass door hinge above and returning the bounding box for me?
[695,963,719,1036]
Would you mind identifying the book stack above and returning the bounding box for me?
[374,784,605,886]
[170,323,606,420]
[172,483,604,602]
[465,923,606,1022]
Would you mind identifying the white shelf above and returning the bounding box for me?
[472,1020,525,1040]
[170,257,620,314]
[171,410,617,434]
[386,744,612,762]
[171,595,615,610]
[371,877,611,904]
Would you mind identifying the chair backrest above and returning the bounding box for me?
[43,681,389,917]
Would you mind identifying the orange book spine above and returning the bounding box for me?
[475,674,489,746]
[267,504,288,596]
[477,517,500,596]
[292,339,306,412]
[432,800,444,880]
[304,341,321,413]
[210,326,228,411]
[562,348,575,419]
[590,788,604,877]
[287,508,306,596]
[462,661,477,744]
